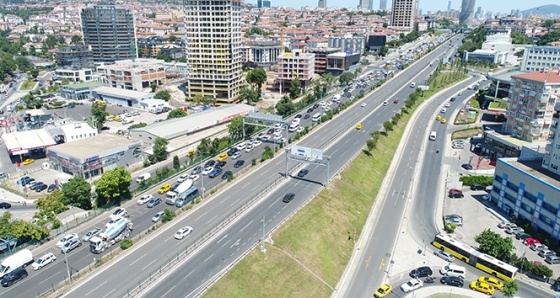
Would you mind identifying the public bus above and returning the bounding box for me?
[433,233,518,281]
[174,186,201,208]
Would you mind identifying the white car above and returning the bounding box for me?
[236,142,247,151]
[247,138,255,145]
[32,252,57,270]
[273,134,282,141]
[174,226,193,240]
[261,135,270,142]
[445,102,451,107]
[360,102,367,107]
[177,174,190,183]
[441,108,447,113]
[138,194,153,205]
[253,140,262,147]
[383,100,389,106]
[152,211,164,222]
[109,208,127,221]
[245,145,254,152]
[57,233,79,249]
[202,166,214,175]
[296,127,304,133]
[400,278,423,293]
[189,174,200,182]
[434,250,455,262]
[231,152,242,159]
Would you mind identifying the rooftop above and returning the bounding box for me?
[63,81,105,90]
[512,70,560,84]
[92,86,153,100]
[502,157,560,190]
[50,134,139,159]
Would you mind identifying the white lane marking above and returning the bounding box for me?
[217,234,228,244]
[203,253,214,263]
[102,288,116,298]
[85,281,107,296]
[240,220,253,232]
[141,259,157,271]
[193,211,208,222]
[129,253,147,266]
[205,215,218,225]
[161,285,176,298]
[184,270,194,280]
[221,239,231,248]
[229,198,239,207]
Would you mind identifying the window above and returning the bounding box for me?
[504,192,516,203]
[492,186,501,193]
[495,175,503,183]
[542,201,557,215]
[539,213,554,227]
[521,203,533,213]
[523,191,537,203]
[506,181,519,192]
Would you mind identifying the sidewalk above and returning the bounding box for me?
[0,187,34,206]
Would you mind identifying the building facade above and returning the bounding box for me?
[53,45,93,69]
[249,40,280,68]
[505,71,560,142]
[326,52,361,76]
[184,0,243,104]
[390,0,417,31]
[96,59,165,91]
[307,48,339,74]
[55,68,94,83]
[137,36,185,59]
[459,0,476,26]
[543,102,560,175]
[80,4,137,63]
[60,81,105,101]
[521,46,560,72]
[328,36,366,55]
[277,50,315,91]
[318,0,327,9]
[257,0,271,8]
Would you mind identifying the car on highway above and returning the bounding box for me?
[360,102,367,107]
[61,237,81,253]
[204,160,216,168]
[450,97,456,102]
[158,184,171,194]
[234,160,245,168]
[217,153,228,162]
[57,233,80,249]
[441,118,447,124]
[216,161,227,168]
[441,108,447,113]
[436,115,442,121]
[1,268,28,287]
[478,276,503,290]
[304,114,310,119]
[470,281,494,295]
[138,194,153,205]
[177,174,190,183]
[382,100,389,106]
[32,253,56,270]
[227,148,238,156]
[147,197,162,208]
[461,164,473,170]
[261,135,270,142]
[356,124,363,130]
[373,284,392,297]
[189,174,200,181]
[445,102,451,107]
[440,276,464,287]
[202,166,214,175]
[0,202,11,209]
[152,211,164,223]
[209,167,223,178]
[222,171,233,180]
[393,99,399,104]
[297,169,309,177]
[231,151,242,159]
[282,193,295,203]
[409,266,432,278]
[22,158,35,165]
[245,145,254,152]
[191,166,203,175]
[110,208,128,221]
[434,250,455,262]
[236,142,247,151]
[174,226,193,240]
[82,227,102,242]
[400,278,423,293]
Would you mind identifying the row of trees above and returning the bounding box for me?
[458,26,486,55]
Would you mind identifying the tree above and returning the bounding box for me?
[156,53,172,62]
[474,229,514,260]
[338,72,356,85]
[383,121,393,132]
[150,81,158,92]
[228,115,243,140]
[275,95,295,116]
[289,78,301,99]
[152,137,169,162]
[91,102,107,131]
[71,35,82,44]
[322,73,336,90]
[167,109,187,120]
[246,68,267,92]
[154,90,171,101]
[61,177,92,210]
[511,32,531,44]
[168,35,177,42]
[502,280,518,297]
[178,56,187,63]
[28,68,39,79]
[537,29,560,46]
[238,86,259,103]
[173,155,180,170]
[366,139,377,152]
[35,191,68,219]
[542,19,560,28]
[192,94,204,105]
[15,57,31,71]
[161,208,176,222]
[94,168,132,207]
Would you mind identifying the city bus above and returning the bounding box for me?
[433,233,518,281]
[175,186,201,208]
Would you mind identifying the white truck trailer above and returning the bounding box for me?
[89,218,133,253]
[0,249,33,278]
[165,179,193,205]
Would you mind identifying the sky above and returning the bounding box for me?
[265,0,557,14]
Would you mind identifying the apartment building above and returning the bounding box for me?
[53,45,94,69]
[80,4,137,63]
[543,102,560,174]
[521,46,560,72]
[307,47,339,74]
[248,40,281,68]
[505,71,560,142]
[54,68,94,83]
[277,49,315,91]
[137,36,185,59]
[184,0,243,103]
[328,36,366,55]
[97,59,165,91]
[389,0,417,32]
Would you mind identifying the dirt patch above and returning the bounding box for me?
[452,128,483,140]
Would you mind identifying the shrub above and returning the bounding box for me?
[459,176,493,186]
[161,208,176,222]
[120,239,133,250]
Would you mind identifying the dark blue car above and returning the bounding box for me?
[208,168,223,178]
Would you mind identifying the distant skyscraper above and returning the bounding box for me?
[447,1,451,11]
[80,4,137,63]
[369,0,374,10]
[390,0,417,30]
[459,0,476,26]
[318,0,326,8]
[184,0,243,103]
[360,0,368,10]
[380,0,387,10]
[257,0,271,8]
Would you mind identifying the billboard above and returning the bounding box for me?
[290,145,323,160]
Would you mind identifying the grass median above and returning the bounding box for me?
[20,80,36,90]
[204,72,468,298]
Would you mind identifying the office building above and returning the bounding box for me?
[308,48,339,74]
[504,71,560,142]
[326,52,360,76]
[521,46,560,72]
[447,1,452,11]
[380,0,387,10]
[390,0,417,31]
[80,4,137,63]
[248,40,281,68]
[53,45,93,69]
[184,0,243,104]
[257,0,271,8]
[359,0,369,10]
[459,0,476,26]
[318,0,327,8]
[543,102,560,175]
[328,36,366,55]
[96,58,166,91]
[54,68,94,83]
[277,50,315,92]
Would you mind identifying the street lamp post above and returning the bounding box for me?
[260,215,266,253]
[200,172,205,199]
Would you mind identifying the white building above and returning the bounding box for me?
[59,122,98,143]
[328,36,366,55]
[521,46,560,72]
[55,68,94,83]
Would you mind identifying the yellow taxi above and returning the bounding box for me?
[108,114,116,119]
[436,115,442,121]
[217,153,228,162]
[96,100,106,106]
[478,276,503,290]
[113,116,122,122]
[356,123,363,130]
[158,183,172,194]
[187,149,197,157]
[374,284,392,298]
[470,281,494,295]
[22,159,35,165]
[441,118,447,124]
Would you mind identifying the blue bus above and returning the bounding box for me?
[175,186,200,208]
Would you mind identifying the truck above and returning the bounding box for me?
[136,173,151,183]
[89,218,133,254]
[0,249,33,278]
[165,179,193,205]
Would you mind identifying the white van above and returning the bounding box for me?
[288,123,299,132]
[0,249,33,278]
[429,131,437,141]
[439,264,466,278]
[136,173,151,183]
[312,113,322,122]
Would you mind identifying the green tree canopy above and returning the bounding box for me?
[152,137,169,162]
[275,95,295,116]
[167,109,187,120]
[289,78,301,99]
[154,90,171,101]
[338,72,356,85]
[246,68,267,91]
[228,115,243,140]
[537,29,560,46]
[502,280,518,297]
[475,229,514,260]
[61,177,92,210]
[238,86,260,103]
[91,101,108,130]
[168,35,177,42]
[94,168,132,207]
[511,32,532,44]
[71,35,82,44]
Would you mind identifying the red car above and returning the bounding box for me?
[448,188,462,194]
[489,160,496,166]
[524,238,540,246]
[393,99,399,104]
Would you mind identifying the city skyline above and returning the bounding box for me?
[262,0,556,14]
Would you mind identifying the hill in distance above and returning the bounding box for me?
[521,4,560,16]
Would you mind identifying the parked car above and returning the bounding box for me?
[147,197,162,208]
[545,255,560,265]
[498,222,516,229]
[1,268,28,287]
[515,232,532,240]
[448,192,464,198]
[409,266,433,278]
[400,279,423,293]
[531,243,548,252]
[445,217,463,226]
[539,249,557,258]
[447,188,462,194]
[32,253,56,270]
[505,226,524,234]
[282,193,295,203]
[434,250,455,262]
[82,227,102,242]
[470,184,486,190]
[440,276,464,287]
[461,164,473,170]
[524,238,540,246]
[152,211,164,223]
[47,184,57,193]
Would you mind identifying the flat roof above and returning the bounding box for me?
[502,158,560,190]
[93,86,153,100]
[25,109,47,116]
[64,81,105,89]
[130,104,254,139]
[488,71,527,84]
[2,129,56,154]
[327,52,359,58]
[50,134,138,159]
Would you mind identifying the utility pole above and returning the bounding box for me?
[260,215,266,253]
